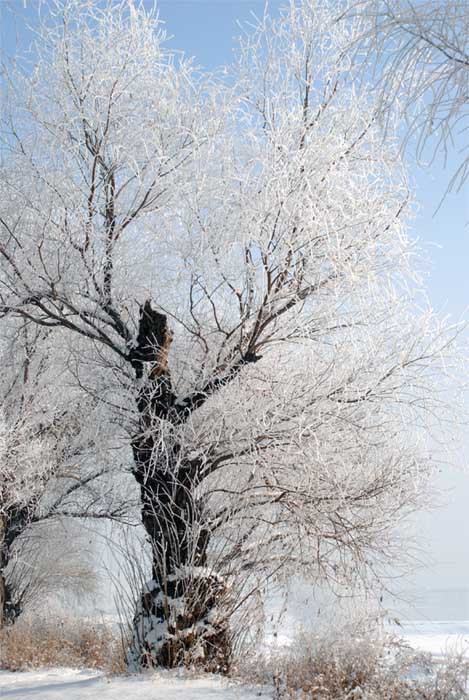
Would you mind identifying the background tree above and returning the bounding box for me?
[352,0,469,193]
[0,0,463,670]
[0,320,124,627]
[0,395,52,626]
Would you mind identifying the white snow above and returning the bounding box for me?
[400,620,469,658]
[0,668,269,700]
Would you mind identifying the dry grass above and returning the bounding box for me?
[0,615,126,673]
[238,633,469,700]
[1,613,468,700]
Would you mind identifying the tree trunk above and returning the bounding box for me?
[126,302,231,672]
[0,571,19,630]
[0,515,21,629]
[0,515,6,631]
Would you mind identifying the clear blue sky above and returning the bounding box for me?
[1,0,468,608]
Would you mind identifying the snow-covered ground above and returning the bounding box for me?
[400,620,469,658]
[0,668,269,700]
[1,617,467,699]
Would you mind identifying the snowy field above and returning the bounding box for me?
[400,620,469,658]
[0,669,269,700]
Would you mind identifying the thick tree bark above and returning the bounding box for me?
[0,514,22,629]
[0,515,6,630]
[127,302,230,671]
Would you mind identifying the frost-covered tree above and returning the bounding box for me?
[352,0,469,192]
[0,400,53,626]
[0,0,462,669]
[0,321,124,626]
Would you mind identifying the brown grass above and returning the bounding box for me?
[0,615,126,673]
[237,634,469,700]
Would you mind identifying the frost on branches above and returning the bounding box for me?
[0,408,53,624]
[0,0,463,670]
[0,323,125,627]
[352,0,469,193]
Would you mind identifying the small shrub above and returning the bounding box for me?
[0,615,126,673]
[236,631,469,700]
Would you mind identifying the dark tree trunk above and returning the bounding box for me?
[0,572,21,629]
[127,302,230,672]
[0,514,23,629]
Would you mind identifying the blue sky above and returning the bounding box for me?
[1,0,468,607]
